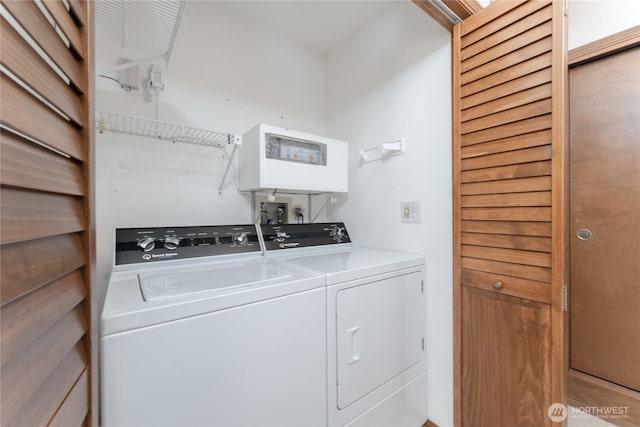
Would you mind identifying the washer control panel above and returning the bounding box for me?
[261,222,351,251]
[115,225,260,265]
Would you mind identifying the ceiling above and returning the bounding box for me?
[214,1,401,54]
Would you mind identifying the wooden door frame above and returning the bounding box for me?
[567,26,640,427]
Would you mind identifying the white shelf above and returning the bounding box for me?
[96,111,241,147]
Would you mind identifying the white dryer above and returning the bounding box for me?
[261,223,427,427]
[101,224,327,427]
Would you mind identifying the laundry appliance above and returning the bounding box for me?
[100,224,327,426]
[261,222,428,427]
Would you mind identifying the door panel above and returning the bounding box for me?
[453,0,567,425]
[570,47,640,392]
[462,286,551,427]
[336,272,424,409]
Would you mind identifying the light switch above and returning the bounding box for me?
[401,201,421,223]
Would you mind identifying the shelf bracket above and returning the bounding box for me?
[360,139,405,164]
[218,143,239,195]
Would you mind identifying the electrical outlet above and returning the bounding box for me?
[401,201,421,223]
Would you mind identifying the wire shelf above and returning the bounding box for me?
[96,112,241,147]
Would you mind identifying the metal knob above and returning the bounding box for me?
[577,229,592,240]
[493,281,503,290]
[233,232,248,246]
[137,236,155,252]
[164,236,180,250]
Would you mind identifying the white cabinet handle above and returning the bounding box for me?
[346,326,360,365]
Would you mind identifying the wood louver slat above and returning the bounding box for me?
[10,342,87,427]
[461,220,552,237]
[462,114,552,146]
[461,130,551,158]
[460,0,526,37]
[461,68,552,110]
[461,145,551,170]
[461,175,551,195]
[0,187,85,244]
[461,20,552,72]
[1,130,84,196]
[0,233,85,306]
[461,191,551,207]
[0,0,84,90]
[461,3,551,58]
[461,98,551,134]
[0,17,85,126]
[461,232,551,252]
[462,83,551,122]
[461,245,552,267]
[461,257,551,283]
[0,306,86,423]
[1,270,85,365]
[461,53,551,97]
[41,0,85,59]
[460,269,551,303]
[0,0,93,425]
[461,160,551,183]
[0,74,84,160]
[461,206,551,221]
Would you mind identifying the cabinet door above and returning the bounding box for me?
[462,286,551,426]
[452,0,568,425]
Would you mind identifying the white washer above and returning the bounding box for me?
[261,223,427,427]
[101,224,327,427]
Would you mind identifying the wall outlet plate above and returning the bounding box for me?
[401,201,421,223]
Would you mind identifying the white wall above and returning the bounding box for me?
[95,1,328,307]
[325,3,453,426]
[568,0,640,49]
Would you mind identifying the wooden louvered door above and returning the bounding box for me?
[453,1,567,425]
[0,0,95,426]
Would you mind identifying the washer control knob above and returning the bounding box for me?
[331,226,346,242]
[232,232,248,246]
[137,236,155,252]
[164,236,180,250]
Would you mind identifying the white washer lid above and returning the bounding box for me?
[139,260,293,301]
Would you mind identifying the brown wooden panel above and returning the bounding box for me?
[462,206,551,222]
[461,130,551,159]
[68,0,87,26]
[462,256,552,283]
[461,191,551,208]
[49,369,89,427]
[460,0,526,37]
[569,25,640,66]
[0,74,84,160]
[1,270,85,365]
[0,17,85,126]
[1,130,84,195]
[462,99,551,134]
[461,232,551,252]
[462,145,551,171]
[462,220,552,237]
[461,286,551,425]
[461,160,551,183]
[568,369,640,427]
[0,306,86,423]
[462,52,551,97]
[41,0,84,59]
[462,114,551,146]
[461,269,551,303]
[1,0,84,90]
[462,21,552,76]
[462,0,546,42]
[462,36,551,88]
[0,187,85,245]
[461,4,551,60]
[0,233,85,306]
[461,176,551,195]
[461,68,551,110]
[462,83,551,122]
[462,244,551,267]
[10,343,87,427]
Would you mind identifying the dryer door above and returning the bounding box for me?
[336,271,424,409]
